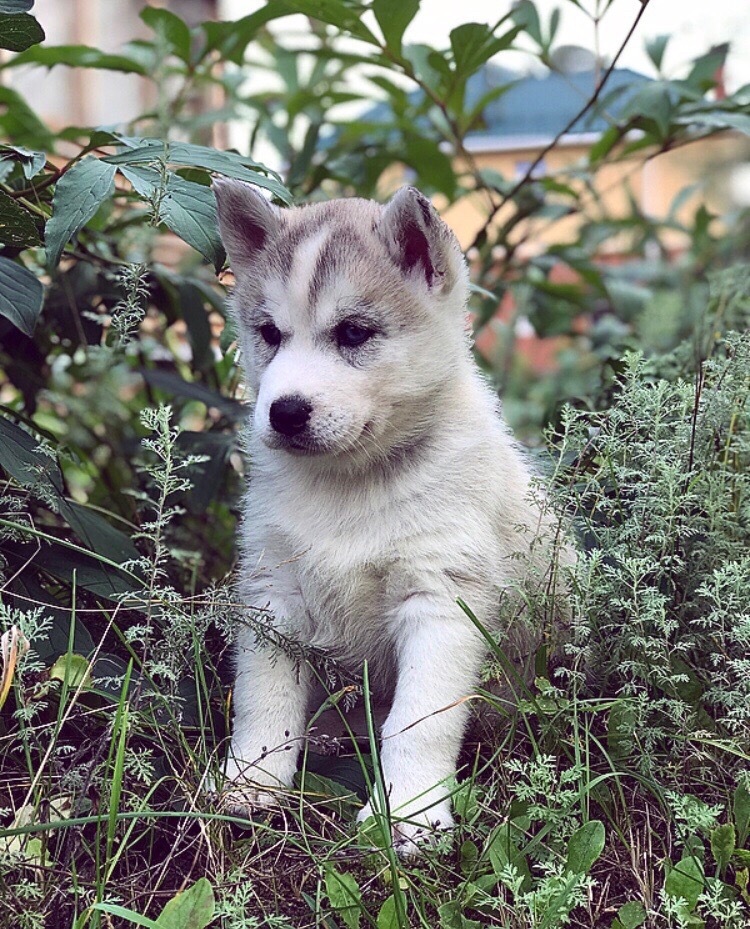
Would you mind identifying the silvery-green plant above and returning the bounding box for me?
[553,322,750,771]
[120,405,210,685]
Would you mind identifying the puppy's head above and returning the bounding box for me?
[214,180,469,467]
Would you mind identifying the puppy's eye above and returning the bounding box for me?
[335,320,375,349]
[258,322,281,347]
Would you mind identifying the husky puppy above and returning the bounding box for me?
[213,180,568,853]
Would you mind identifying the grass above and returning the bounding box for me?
[1,305,750,928]
[1,596,747,928]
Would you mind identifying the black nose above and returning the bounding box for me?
[269,396,312,436]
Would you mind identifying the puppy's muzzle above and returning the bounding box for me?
[269,395,312,437]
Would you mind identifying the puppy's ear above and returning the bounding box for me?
[378,187,455,290]
[213,178,281,278]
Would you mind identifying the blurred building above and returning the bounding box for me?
[3,0,219,129]
[5,2,747,250]
[439,56,749,257]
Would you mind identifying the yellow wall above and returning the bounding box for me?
[439,133,749,256]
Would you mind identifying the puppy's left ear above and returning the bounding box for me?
[378,187,458,291]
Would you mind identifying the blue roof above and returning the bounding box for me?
[465,64,651,140]
[333,64,652,154]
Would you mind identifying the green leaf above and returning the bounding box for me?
[178,281,213,371]
[402,134,456,198]
[372,0,419,56]
[113,162,157,199]
[105,140,291,203]
[0,189,41,247]
[623,82,674,139]
[565,820,605,874]
[606,279,653,321]
[45,156,116,268]
[49,653,92,689]
[0,12,44,51]
[0,257,43,336]
[645,35,669,71]
[1,828,43,865]
[0,414,63,493]
[8,576,95,661]
[438,899,482,929]
[734,784,750,847]
[403,43,452,95]
[297,770,360,820]
[291,0,377,44]
[58,500,139,564]
[6,43,148,73]
[678,110,750,137]
[174,432,234,516]
[461,80,515,133]
[140,6,192,64]
[710,823,735,877]
[547,6,560,47]
[485,821,531,887]
[118,165,225,268]
[616,901,647,929]
[607,698,637,760]
[440,900,482,929]
[300,750,369,804]
[29,540,139,598]
[450,22,520,80]
[0,86,55,149]
[588,125,623,165]
[286,121,321,190]
[160,175,225,268]
[325,867,362,929]
[155,877,215,929]
[686,46,728,91]
[88,904,159,929]
[376,891,406,929]
[140,368,247,421]
[459,839,479,874]
[664,855,704,911]
[0,143,46,179]
[202,3,291,63]
[738,866,750,904]
[209,0,378,52]
[509,0,542,45]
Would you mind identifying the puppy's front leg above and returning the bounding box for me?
[223,616,310,811]
[358,603,485,852]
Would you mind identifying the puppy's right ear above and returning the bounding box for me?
[213,178,281,278]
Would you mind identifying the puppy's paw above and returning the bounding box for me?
[216,751,296,819]
[357,798,454,858]
[221,782,285,819]
[392,811,453,858]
